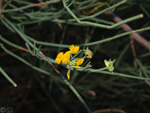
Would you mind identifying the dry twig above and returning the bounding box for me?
[93,108,126,113]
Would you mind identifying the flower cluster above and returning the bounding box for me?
[55,44,93,80]
[83,47,93,58]
[104,59,115,72]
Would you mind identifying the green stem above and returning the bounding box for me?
[77,68,150,81]
[2,26,149,49]
[79,0,127,20]
[2,0,61,13]
[0,45,51,76]
[62,0,80,23]
[24,34,69,48]
[0,67,17,87]
[111,14,143,28]
[0,36,19,48]
[62,0,142,29]
[2,16,39,51]
[62,75,92,113]
[0,37,92,113]
[79,27,150,46]
[89,67,108,72]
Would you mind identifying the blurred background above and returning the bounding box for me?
[0,0,150,113]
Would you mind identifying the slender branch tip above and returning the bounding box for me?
[140,14,144,18]
[14,84,17,87]
[122,0,127,4]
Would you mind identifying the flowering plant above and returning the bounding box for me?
[55,44,116,80]
[55,44,93,79]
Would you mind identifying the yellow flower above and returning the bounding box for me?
[55,58,61,64]
[88,54,92,58]
[67,73,70,80]
[57,52,64,59]
[55,52,64,64]
[74,66,80,68]
[62,51,70,64]
[104,60,109,68]
[76,58,84,66]
[84,47,93,58]
[67,69,71,80]
[55,51,71,64]
[104,59,115,72]
[69,44,80,54]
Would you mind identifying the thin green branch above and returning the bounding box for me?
[0,44,51,76]
[0,36,19,48]
[62,0,81,23]
[62,0,143,29]
[78,27,150,46]
[0,37,92,113]
[77,68,150,81]
[62,76,92,113]
[3,26,148,49]
[2,16,39,51]
[111,14,143,28]
[2,0,61,13]
[0,67,17,87]
[78,0,127,20]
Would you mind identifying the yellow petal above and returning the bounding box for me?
[69,45,75,54]
[62,58,69,64]
[76,58,84,66]
[104,60,109,68]
[69,44,74,50]
[55,58,61,64]
[62,51,70,64]
[57,52,64,59]
[55,52,64,64]
[69,45,80,54]
[73,46,79,54]
[88,54,92,58]
[64,51,70,57]
[74,66,80,68]
[67,73,70,80]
